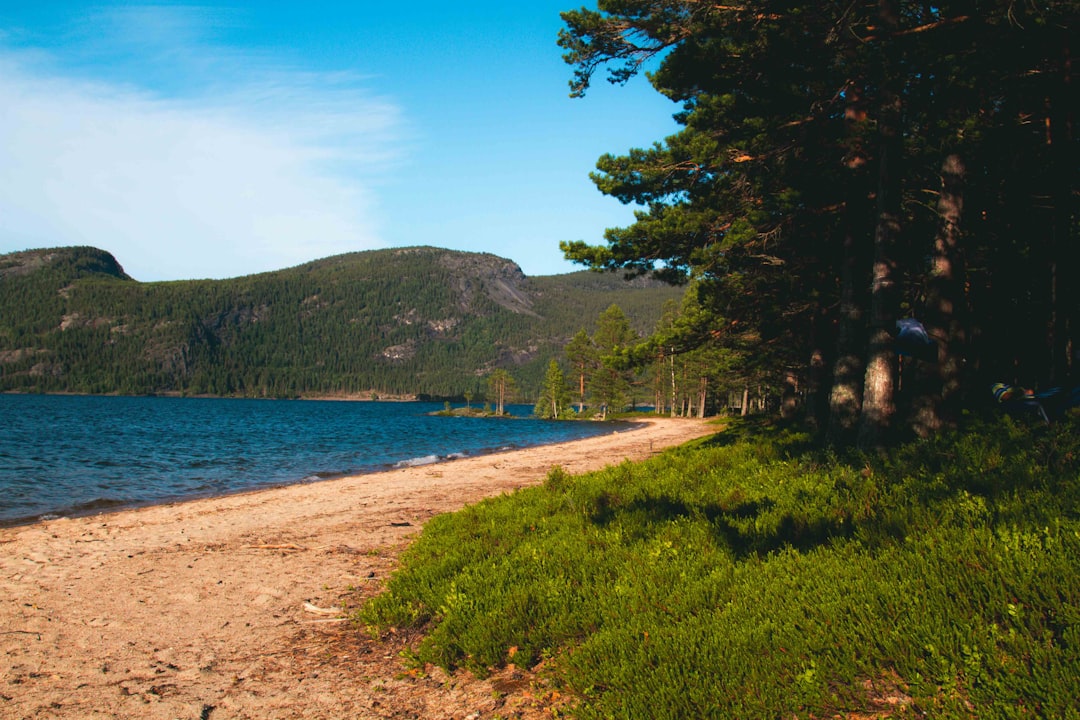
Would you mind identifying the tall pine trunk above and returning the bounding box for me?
[827,81,871,446]
[829,218,869,445]
[858,0,903,450]
[858,132,901,449]
[912,154,967,436]
[803,297,828,432]
[781,370,799,420]
[1048,29,1076,385]
[665,356,673,418]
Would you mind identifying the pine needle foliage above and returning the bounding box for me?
[360,417,1080,718]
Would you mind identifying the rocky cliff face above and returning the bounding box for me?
[434,249,538,317]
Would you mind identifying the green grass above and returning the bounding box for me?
[358,416,1080,718]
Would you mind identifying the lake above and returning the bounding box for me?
[0,394,628,526]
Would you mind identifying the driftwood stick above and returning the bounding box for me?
[302,602,340,616]
[1,630,42,639]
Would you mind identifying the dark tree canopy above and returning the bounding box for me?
[560,0,1078,447]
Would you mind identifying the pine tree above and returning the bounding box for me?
[535,359,570,420]
[486,369,516,416]
[592,305,637,419]
[565,328,599,414]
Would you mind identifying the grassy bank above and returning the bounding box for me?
[359,417,1080,718]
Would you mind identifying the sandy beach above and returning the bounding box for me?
[1,417,714,720]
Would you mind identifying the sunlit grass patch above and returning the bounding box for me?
[359,417,1080,718]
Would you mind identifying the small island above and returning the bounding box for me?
[430,402,509,419]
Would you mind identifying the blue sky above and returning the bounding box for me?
[0,2,679,281]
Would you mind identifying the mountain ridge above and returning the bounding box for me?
[0,245,683,399]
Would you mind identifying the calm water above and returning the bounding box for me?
[0,394,629,527]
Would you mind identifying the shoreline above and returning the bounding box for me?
[3,389,473,402]
[0,417,715,719]
[0,418,640,531]
[0,394,635,529]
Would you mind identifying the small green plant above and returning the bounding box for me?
[543,466,571,492]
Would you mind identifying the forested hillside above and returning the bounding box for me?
[0,246,682,399]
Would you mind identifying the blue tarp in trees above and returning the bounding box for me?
[894,318,938,363]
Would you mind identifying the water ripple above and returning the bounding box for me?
[0,395,628,526]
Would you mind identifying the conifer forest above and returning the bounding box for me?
[558,0,1077,448]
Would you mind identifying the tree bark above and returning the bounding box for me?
[858,0,903,450]
[781,371,798,419]
[829,227,868,445]
[912,154,967,436]
[827,81,871,447]
[670,353,678,418]
[857,160,901,449]
[1048,29,1076,385]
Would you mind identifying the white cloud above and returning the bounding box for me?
[0,16,406,281]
